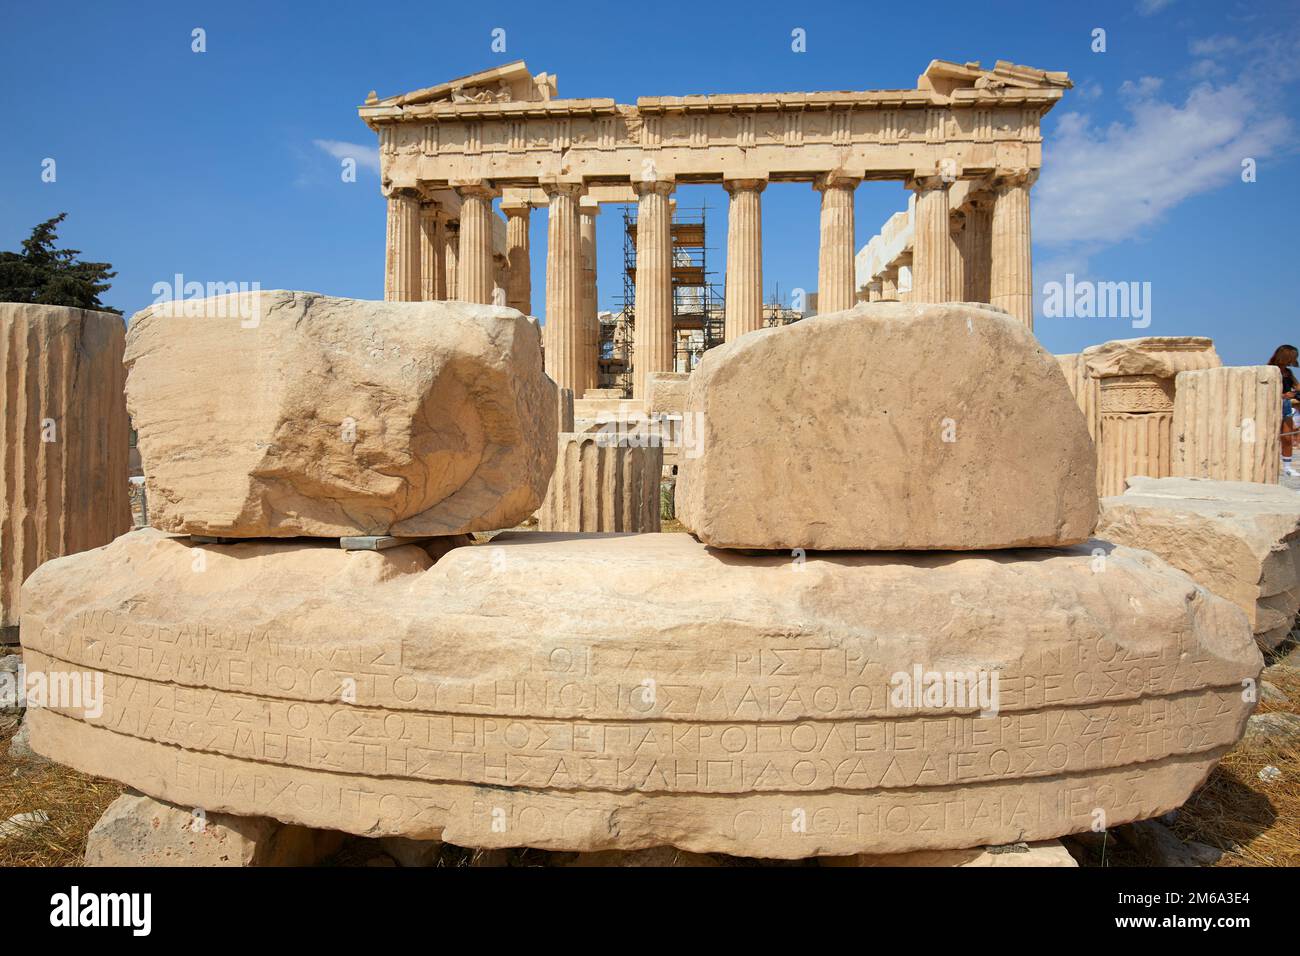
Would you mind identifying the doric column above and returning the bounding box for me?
[908,175,954,303]
[990,170,1037,328]
[633,177,675,400]
[383,189,421,302]
[881,270,898,300]
[867,281,883,303]
[896,252,914,302]
[418,201,447,301]
[579,199,600,395]
[543,180,585,394]
[962,195,993,303]
[948,210,966,304]
[723,178,765,342]
[443,226,459,303]
[492,254,508,307]
[813,172,859,314]
[453,180,499,304]
[501,201,532,315]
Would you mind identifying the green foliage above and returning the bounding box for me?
[0,213,121,314]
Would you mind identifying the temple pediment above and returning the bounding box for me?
[364,61,557,110]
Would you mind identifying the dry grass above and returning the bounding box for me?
[0,717,123,866]
[1170,658,1300,866]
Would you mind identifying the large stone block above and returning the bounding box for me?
[0,304,132,636]
[675,302,1097,550]
[1173,366,1281,484]
[1098,476,1300,649]
[85,792,341,866]
[537,433,661,532]
[125,291,556,537]
[22,528,1258,859]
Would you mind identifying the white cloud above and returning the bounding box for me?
[1138,0,1175,15]
[1035,74,1292,247]
[312,139,381,174]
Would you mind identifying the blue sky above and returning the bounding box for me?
[2,0,1297,365]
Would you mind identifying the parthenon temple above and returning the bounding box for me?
[361,59,1069,396]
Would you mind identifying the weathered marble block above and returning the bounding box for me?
[537,433,662,532]
[0,303,132,636]
[22,528,1258,859]
[676,302,1097,550]
[1173,366,1281,484]
[1098,476,1300,650]
[126,291,556,537]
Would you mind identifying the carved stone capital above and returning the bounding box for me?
[450,179,501,201]
[539,176,585,201]
[990,168,1039,190]
[633,177,675,198]
[812,170,861,193]
[723,177,768,194]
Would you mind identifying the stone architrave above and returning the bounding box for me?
[0,304,132,638]
[21,528,1259,858]
[1098,476,1300,650]
[537,433,662,532]
[676,302,1097,551]
[1083,337,1221,497]
[1173,366,1281,484]
[125,291,557,537]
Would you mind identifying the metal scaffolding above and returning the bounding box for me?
[615,203,725,394]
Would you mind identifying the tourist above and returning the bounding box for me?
[1268,344,1300,477]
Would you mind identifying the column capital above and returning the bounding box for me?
[579,197,601,217]
[906,173,953,193]
[382,184,421,200]
[450,179,500,200]
[812,170,861,192]
[990,168,1040,190]
[723,177,768,194]
[540,177,585,201]
[499,199,532,217]
[633,176,675,197]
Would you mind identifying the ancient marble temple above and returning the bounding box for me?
[360,59,1070,395]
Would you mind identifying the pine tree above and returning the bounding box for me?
[0,213,121,314]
